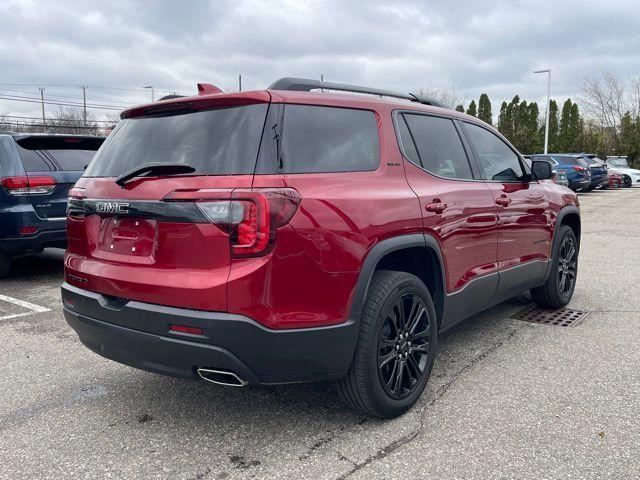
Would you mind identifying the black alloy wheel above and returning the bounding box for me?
[377,294,431,400]
[557,236,577,298]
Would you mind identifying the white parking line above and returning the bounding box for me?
[0,293,51,321]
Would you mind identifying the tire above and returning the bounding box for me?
[0,252,10,278]
[623,175,632,188]
[336,270,438,418]
[530,225,578,308]
[583,185,594,192]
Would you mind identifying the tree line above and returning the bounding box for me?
[453,72,640,165]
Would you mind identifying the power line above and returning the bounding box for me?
[0,94,127,111]
[0,88,134,107]
[0,114,115,123]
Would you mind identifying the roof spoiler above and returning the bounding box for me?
[197,83,223,95]
[268,77,449,108]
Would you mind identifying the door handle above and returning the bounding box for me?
[495,195,511,207]
[425,200,447,213]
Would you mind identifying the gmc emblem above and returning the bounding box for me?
[95,202,130,214]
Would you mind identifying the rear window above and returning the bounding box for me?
[84,104,268,177]
[16,137,103,173]
[278,105,379,173]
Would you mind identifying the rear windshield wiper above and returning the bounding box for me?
[115,162,196,187]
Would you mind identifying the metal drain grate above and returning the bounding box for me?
[512,305,590,327]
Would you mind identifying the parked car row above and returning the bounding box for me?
[525,153,640,192]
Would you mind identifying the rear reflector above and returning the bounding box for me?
[19,226,38,235]
[1,176,56,195]
[169,324,204,335]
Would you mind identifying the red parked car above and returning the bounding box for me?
[608,169,624,188]
[62,78,581,418]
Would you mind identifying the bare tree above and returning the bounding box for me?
[0,112,11,131]
[581,72,628,150]
[416,86,465,109]
[47,107,99,135]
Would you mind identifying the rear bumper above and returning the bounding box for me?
[589,175,609,188]
[61,283,358,385]
[569,179,591,191]
[0,228,67,255]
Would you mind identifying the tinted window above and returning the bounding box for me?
[50,150,97,171]
[16,136,103,172]
[16,147,53,172]
[85,104,268,177]
[403,114,472,180]
[465,123,524,181]
[551,155,581,165]
[396,116,420,165]
[279,105,379,173]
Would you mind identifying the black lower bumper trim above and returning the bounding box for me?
[0,229,67,255]
[62,283,358,384]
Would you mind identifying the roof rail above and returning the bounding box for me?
[268,77,448,109]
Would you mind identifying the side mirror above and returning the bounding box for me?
[531,160,552,180]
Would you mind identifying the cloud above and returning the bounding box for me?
[1,0,639,120]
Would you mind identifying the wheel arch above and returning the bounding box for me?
[348,234,446,327]
[557,206,581,248]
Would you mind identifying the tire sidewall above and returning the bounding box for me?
[363,275,438,416]
[550,226,578,304]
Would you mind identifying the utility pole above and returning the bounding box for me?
[238,74,242,92]
[78,85,88,126]
[534,69,551,154]
[39,87,46,131]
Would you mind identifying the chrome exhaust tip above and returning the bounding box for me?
[197,368,248,387]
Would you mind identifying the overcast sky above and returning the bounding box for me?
[1,0,639,122]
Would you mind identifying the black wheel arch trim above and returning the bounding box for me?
[544,205,580,282]
[348,233,447,327]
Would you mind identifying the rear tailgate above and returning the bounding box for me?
[65,94,270,312]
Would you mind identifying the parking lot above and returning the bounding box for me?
[0,187,638,480]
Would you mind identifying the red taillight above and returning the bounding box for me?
[19,226,38,235]
[1,176,56,195]
[164,188,301,258]
[573,165,586,172]
[169,324,204,335]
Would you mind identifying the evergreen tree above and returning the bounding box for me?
[528,102,543,152]
[546,99,559,152]
[455,104,465,113]
[569,103,582,151]
[466,100,477,117]
[558,99,573,152]
[498,101,512,141]
[477,93,492,125]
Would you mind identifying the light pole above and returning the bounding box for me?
[534,69,551,154]
[143,85,155,102]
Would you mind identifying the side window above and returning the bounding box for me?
[280,105,380,173]
[465,123,524,182]
[396,116,420,165]
[402,114,473,180]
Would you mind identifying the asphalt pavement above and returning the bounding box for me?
[1,187,639,479]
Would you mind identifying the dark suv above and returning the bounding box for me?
[0,134,104,277]
[62,78,581,418]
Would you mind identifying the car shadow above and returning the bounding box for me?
[2,248,65,282]
[78,293,534,463]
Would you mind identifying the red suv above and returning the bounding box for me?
[62,78,581,418]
